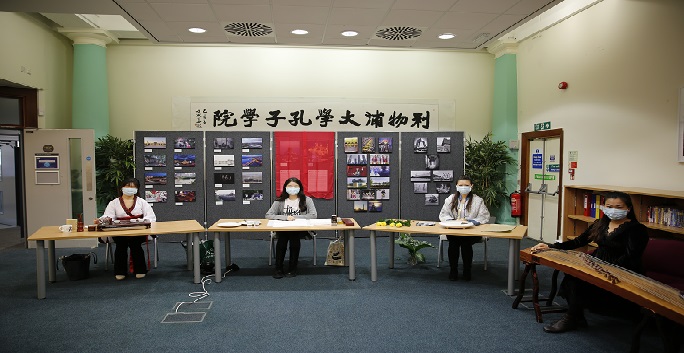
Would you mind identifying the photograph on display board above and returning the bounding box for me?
[369,177,390,188]
[174,137,196,149]
[144,172,167,185]
[410,170,431,182]
[214,137,234,150]
[346,166,367,177]
[241,155,263,167]
[242,171,263,184]
[425,155,439,170]
[214,154,235,167]
[436,183,451,194]
[376,189,389,200]
[369,154,389,165]
[145,190,167,203]
[175,190,196,202]
[243,190,264,201]
[361,137,375,153]
[414,182,428,194]
[378,137,392,153]
[214,173,235,185]
[144,154,166,167]
[144,137,166,149]
[368,201,383,212]
[174,154,196,167]
[347,177,368,189]
[174,172,196,185]
[353,201,368,212]
[347,189,361,200]
[346,154,367,165]
[414,137,428,153]
[361,190,375,200]
[344,138,359,153]
[432,170,454,182]
[425,194,440,206]
[369,165,390,177]
[215,189,236,201]
[241,137,263,149]
[437,137,451,153]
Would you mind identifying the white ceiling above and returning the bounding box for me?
[0,0,566,50]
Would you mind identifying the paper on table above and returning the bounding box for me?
[309,219,334,226]
[481,224,516,232]
[267,219,311,227]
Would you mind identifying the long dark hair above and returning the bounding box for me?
[589,191,638,242]
[450,175,473,213]
[118,177,141,197]
[276,177,307,213]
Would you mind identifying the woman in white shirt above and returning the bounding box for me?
[439,175,490,281]
[265,177,317,279]
[98,178,156,280]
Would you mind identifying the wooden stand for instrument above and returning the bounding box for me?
[512,253,566,322]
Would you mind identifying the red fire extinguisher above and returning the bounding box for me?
[510,191,522,217]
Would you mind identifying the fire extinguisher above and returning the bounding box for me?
[510,191,522,217]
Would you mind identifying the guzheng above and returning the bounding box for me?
[521,248,684,325]
[97,219,152,231]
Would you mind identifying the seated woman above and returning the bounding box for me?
[265,177,317,279]
[531,191,649,333]
[438,175,490,281]
[97,177,156,280]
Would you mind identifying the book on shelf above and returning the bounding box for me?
[647,206,683,228]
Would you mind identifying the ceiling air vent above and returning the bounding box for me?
[223,23,273,37]
[375,26,422,40]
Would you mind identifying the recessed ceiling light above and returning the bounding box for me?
[341,30,358,37]
[188,27,206,34]
[438,33,455,40]
[291,29,308,35]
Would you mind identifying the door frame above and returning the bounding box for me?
[520,128,564,238]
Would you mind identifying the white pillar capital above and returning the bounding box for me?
[487,38,519,58]
[57,28,119,47]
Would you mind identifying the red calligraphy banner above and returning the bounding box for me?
[274,132,335,199]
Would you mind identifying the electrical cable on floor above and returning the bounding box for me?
[174,263,239,313]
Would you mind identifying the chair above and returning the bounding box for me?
[269,231,317,266]
[437,235,488,270]
[103,235,158,271]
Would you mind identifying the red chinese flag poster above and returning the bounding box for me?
[274,132,335,199]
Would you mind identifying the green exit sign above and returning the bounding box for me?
[534,122,551,131]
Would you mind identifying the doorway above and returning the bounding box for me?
[520,129,563,243]
[0,131,23,249]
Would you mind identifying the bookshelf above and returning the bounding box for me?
[563,185,684,241]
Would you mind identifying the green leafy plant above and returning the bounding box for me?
[395,233,435,265]
[465,133,516,211]
[95,135,135,213]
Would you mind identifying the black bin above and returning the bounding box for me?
[59,253,97,281]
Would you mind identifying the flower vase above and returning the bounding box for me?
[407,253,419,266]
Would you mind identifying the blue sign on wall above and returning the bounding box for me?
[532,153,543,169]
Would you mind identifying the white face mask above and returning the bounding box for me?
[286,187,300,196]
[456,186,472,195]
[122,187,138,196]
[601,206,629,220]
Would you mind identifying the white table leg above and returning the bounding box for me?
[193,233,201,284]
[370,230,377,282]
[348,230,355,281]
[214,232,222,282]
[36,240,46,299]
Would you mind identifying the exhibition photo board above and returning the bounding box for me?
[136,131,206,225]
[399,132,464,222]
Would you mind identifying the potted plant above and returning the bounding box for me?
[465,133,516,217]
[95,135,135,213]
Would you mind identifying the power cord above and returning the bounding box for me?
[174,263,240,313]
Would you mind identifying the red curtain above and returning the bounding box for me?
[274,132,335,199]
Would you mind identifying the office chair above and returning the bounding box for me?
[269,231,317,266]
[437,235,488,270]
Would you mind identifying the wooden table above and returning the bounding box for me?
[363,221,528,295]
[206,218,361,283]
[27,220,205,299]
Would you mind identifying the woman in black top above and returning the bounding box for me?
[531,191,649,333]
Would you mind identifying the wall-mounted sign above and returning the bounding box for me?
[42,145,54,153]
[546,164,560,173]
[534,174,556,180]
[532,152,543,169]
[534,122,551,131]
[35,155,59,169]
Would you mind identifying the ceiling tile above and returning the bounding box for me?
[506,0,558,15]
[272,5,330,25]
[332,0,394,9]
[147,0,208,3]
[137,20,178,37]
[391,0,459,11]
[212,4,272,22]
[328,7,388,26]
[450,0,520,14]
[165,21,226,35]
[119,3,163,21]
[275,0,332,6]
[149,3,217,22]
[381,9,444,27]
[227,36,277,44]
[435,11,498,29]
[324,24,376,39]
[209,0,270,4]
[274,23,326,37]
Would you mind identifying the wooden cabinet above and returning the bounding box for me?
[563,185,684,241]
